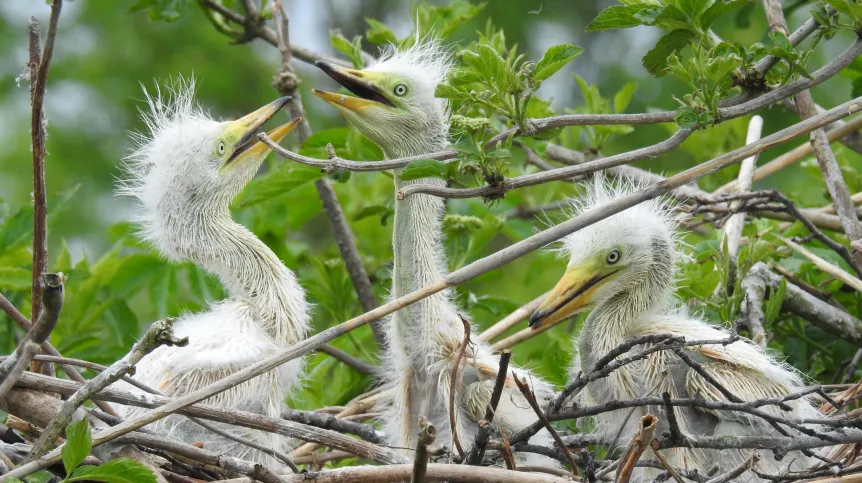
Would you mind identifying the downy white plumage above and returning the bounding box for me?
[312,41,558,464]
[115,79,308,467]
[530,176,819,481]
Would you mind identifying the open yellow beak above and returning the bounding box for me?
[311,60,394,112]
[528,265,616,330]
[225,97,297,165]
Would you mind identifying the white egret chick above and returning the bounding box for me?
[116,81,307,466]
[529,177,817,481]
[311,42,557,465]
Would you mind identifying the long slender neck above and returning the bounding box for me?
[157,208,309,344]
[384,137,464,348]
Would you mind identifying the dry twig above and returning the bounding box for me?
[411,416,436,483]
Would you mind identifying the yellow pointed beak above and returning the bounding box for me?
[312,89,379,111]
[528,265,616,331]
[241,117,302,159]
[312,60,394,112]
[224,97,296,166]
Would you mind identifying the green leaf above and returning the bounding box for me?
[653,5,692,31]
[435,83,469,101]
[700,0,748,28]
[770,30,792,53]
[364,18,397,45]
[235,163,325,208]
[642,29,695,76]
[399,159,449,181]
[826,0,862,24]
[129,0,190,22]
[486,148,511,159]
[586,5,649,31]
[0,266,31,290]
[613,81,638,113]
[302,128,349,149]
[765,278,786,326]
[62,420,92,476]
[675,107,700,128]
[678,0,711,19]
[351,205,393,225]
[532,44,583,81]
[329,31,363,68]
[55,238,72,272]
[67,458,157,483]
[852,77,862,98]
[412,0,486,41]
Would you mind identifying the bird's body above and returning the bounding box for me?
[313,43,556,463]
[530,178,817,481]
[114,82,307,466]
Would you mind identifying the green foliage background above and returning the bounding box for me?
[2,0,862,419]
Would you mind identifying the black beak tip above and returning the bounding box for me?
[528,311,543,329]
[314,60,331,72]
[276,96,293,108]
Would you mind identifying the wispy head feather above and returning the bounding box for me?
[558,174,688,271]
[120,76,209,200]
[118,76,224,256]
[369,36,453,121]
[370,36,453,87]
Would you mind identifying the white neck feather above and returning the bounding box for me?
[156,207,309,345]
[385,139,465,351]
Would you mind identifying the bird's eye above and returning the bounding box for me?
[606,249,621,265]
[217,141,226,156]
[394,84,408,96]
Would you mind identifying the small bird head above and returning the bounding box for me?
[529,177,682,330]
[122,79,300,255]
[312,41,451,157]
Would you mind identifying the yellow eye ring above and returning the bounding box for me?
[607,249,621,264]
[217,141,226,155]
[394,84,408,96]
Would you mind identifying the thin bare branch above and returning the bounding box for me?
[761,0,862,267]
[749,262,862,346]
[0,291,117,416]
[198,0,348,67]
[397,129,693,200]
[0,273,64,401]
[25,318,188,462]
[615,414,657,483]
[512,374,578,476]
[721,115,764,273]
[449,315,471,459]
[464,350,511,465]
[29,1,62,327]
[716,115,862,194]
[316,344,377,375]
[778,236,862,293]
[411,415,436,483]
[478,294,547,342]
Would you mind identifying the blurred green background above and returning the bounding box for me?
[1,0,861,409]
